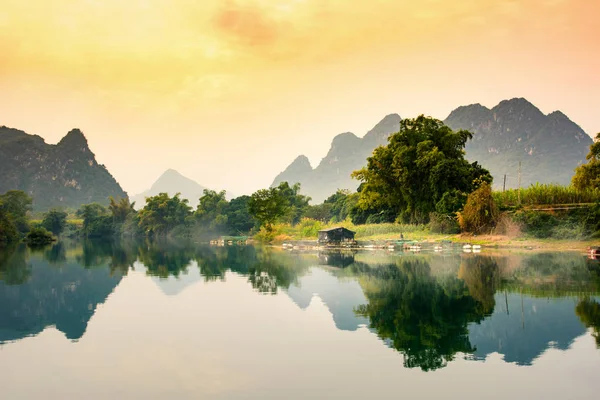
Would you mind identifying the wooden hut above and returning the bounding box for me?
[318,227,356,245]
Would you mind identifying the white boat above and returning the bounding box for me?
[472,245,481,250]
[463,244,472,250]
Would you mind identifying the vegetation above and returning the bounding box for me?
[493,183,600,210]
[573,132,600,191]
[458,182,499,233]
[352,116,491,224]
[41,209,68,236]
[0,190,32,244]
[24,227,55,246]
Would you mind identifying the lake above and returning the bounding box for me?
[1,240,599,399]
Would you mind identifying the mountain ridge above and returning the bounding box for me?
[272,98,593,202]
[0,125,127,211]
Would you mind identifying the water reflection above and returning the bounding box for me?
[0,243,123,343]
[1,240,599,373]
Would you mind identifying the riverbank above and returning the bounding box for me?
[270,231,597,253]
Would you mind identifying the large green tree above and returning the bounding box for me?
[573,133,600,191]
[138,193,192,236]
[275,182,311,225]
[352,116,491,223]
[195,190,229,232]
[248,188,288,232]
[224,195,256,235]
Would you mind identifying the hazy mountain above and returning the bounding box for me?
[0,126,127,211]
[271,114,402,203]
[272,99,593,202]
[445,98,593,189]
[131,169,208,209]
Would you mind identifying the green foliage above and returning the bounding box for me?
[352,116,491,224]
[512,207,598,239]
[0,190,32,234]
[429,212,460,234]
[493,183,600,210]
[458,182,499,233]
[297,218,324,238]
[248,187,289,232]
[138,193,192,236]
[0,207,19,244]
[576,298,600,346]
[77,203,112,238]
[195,190,229,232]
[304,203,333,222]
[41,209,68,235]
[108,196,136,223]
[573,132,600,191]
[24,227,55,246]
[275,182,311,225]
[224,195,256,235]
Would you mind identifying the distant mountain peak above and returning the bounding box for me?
[290,155,312,169]
[363,113,401,144]
[492,97,544,118]
[57,129,91,153]
[132,169,208,208]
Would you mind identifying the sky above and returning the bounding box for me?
[1,0,599,196]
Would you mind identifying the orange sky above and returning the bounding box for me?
[1,0,599,196]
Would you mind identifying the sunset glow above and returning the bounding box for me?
[1,0,599,194]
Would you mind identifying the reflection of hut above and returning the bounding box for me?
[318,251,356,268]
[318,227,356,246]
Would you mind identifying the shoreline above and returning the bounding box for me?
[272,234,598,253]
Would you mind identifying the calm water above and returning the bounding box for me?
[1,241,600,399]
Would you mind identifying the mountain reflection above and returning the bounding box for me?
[0,243,123,344]
[1,240,599,372]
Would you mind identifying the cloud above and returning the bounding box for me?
[213,1,280,47]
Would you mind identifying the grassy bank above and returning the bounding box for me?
[257,210,598,252]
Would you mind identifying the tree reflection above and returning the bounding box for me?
[0,244,31,285]
[354,259,488,371]
[139,241,195,278]
[576,298,600,346]
[458,256,500,316]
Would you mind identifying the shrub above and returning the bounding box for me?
[458,183,499,233]
[429,213,460,234]
[25,227,55,246]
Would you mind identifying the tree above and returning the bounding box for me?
[0,206,19,244]
[573,133,600,191]
[195,190,229,232]
[41,209,68,236]
[457,182,499,233]
[0,190,32,234]
[108,196,136,223]
[352,116,491,224]
[277,182,311,225]
[224,195,257,234]
[248,188,288,232]
[138,193,192,236]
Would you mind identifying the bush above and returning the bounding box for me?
[25,227,55,246]
[458,183,499,233]
[298,218,323,238]
[429,213,460,234]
